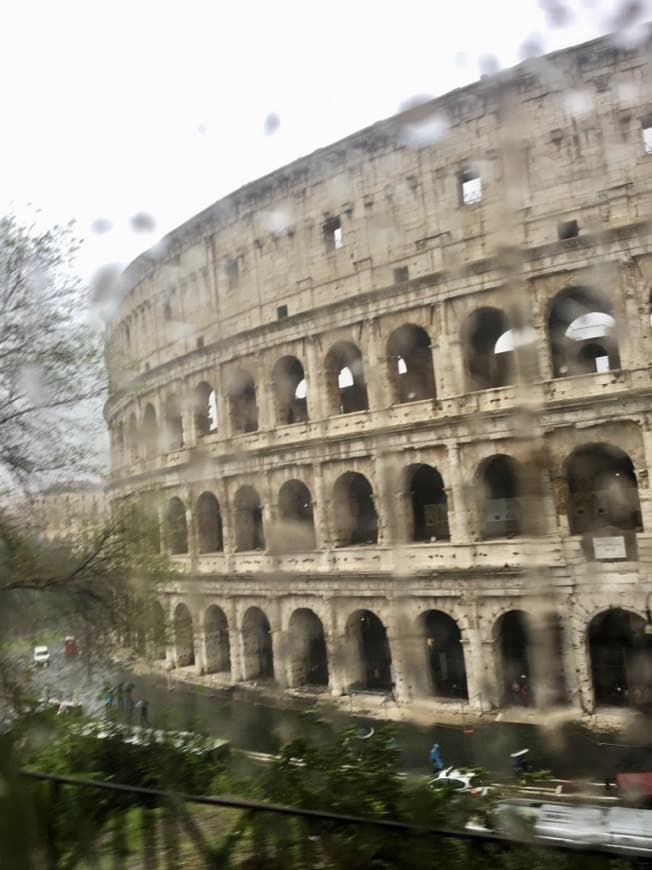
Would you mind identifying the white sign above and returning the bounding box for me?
[593,536,627,560]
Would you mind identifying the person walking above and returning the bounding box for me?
[430,742,444,773]
[138,698,149,727]
[117,682,125,713]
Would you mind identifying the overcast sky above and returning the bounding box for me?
[0,0,648,283]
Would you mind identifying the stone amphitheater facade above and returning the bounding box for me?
[105,30,652,720]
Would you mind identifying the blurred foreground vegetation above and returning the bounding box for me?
[0,709,640,869]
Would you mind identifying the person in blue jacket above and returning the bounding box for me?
[430,742,444,773]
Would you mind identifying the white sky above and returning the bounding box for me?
[0,0,648,282]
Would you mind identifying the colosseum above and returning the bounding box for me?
[105,30,652,724]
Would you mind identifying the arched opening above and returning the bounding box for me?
[288,609,329,688]
[565,443,642,534]
[277,480,316,552]
[462,307,514,391]
[204,605,230,674]
[496,610,531,706]
[128,413,139,463]
[548,288,620,377]
[166,497,188,554]
[324,342,368,414]
[234,486,265,552]
[478,455,522,538]
[164,394,184,451]
[332,472,378,546]
[406,464,450,542]
[148,600,166,661]
[228,369,258,434]
[241,607,274,680]
[345,610,392,692]
[273,356,308,424]
[418,611,468,699]
[386,325,436,403]
[197,492,223,553]
[589,609,652,708]
[174,603,195,667]
[142,404,158,459]
[194,382,218,437]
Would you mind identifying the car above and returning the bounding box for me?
[33,646,50,667]
[429,766,491,797]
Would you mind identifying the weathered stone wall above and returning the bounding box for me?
[105,30,652,720]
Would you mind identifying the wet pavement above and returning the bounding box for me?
[10,649,652,781]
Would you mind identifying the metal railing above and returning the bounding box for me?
[16,769,649,869]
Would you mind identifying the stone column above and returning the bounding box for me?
[312,463,333,550]
[565,612,594,713]
[304,336,325,422]
[227,600,243,683]
[214,367,230,439]
[637,417,652,532]
[373,453,397,547]
[272,628,290,689]
[446,444,471,542]
[365,318,389,411]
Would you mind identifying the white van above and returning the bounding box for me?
[33,646,50,667]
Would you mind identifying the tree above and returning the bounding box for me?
[0,214,103,490]
[0,215,173,695]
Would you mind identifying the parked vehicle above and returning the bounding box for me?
[32,646,50,667]
[429,766,491,797]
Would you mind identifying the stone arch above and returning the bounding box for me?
[344,609,393,692]
[565,443,642,535]
[227,368,258,434]
[277,479,316,552]
[241,606,274,680]
[494,610,531,706]
[386,324,436,403]
[287,608,329,687]
[588,608,652,708]
[142,404,158,459]
[204,605,230,674]
[548,287,620,377]
[272,356,308,425]
[197,491,223,553]
[405,464,450,542]
[174,602,195,667]
[332,472,378,546]
[417,610,468,699]
[234,486,265,551]
[194,381,218,437]
[164,394,184,451]
[462,307,514,391]
[476,454,522,538]
[324,342,368,414]
[166,497,188,554]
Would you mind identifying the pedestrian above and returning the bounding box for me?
[117,681,125,713]
[430,742,444,773]
[519,675,529,707]
[511,679,520,706]
[103,684,113,714]
[138,698,149,727]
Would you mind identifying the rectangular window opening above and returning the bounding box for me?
[196,336,204,349]
[323,217,342,251]
[558,219,579,240]
[277,304,288,319]
[460,171,482,205]
[394,266,409,284]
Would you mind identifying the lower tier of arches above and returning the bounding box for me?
[151,590,652,716]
